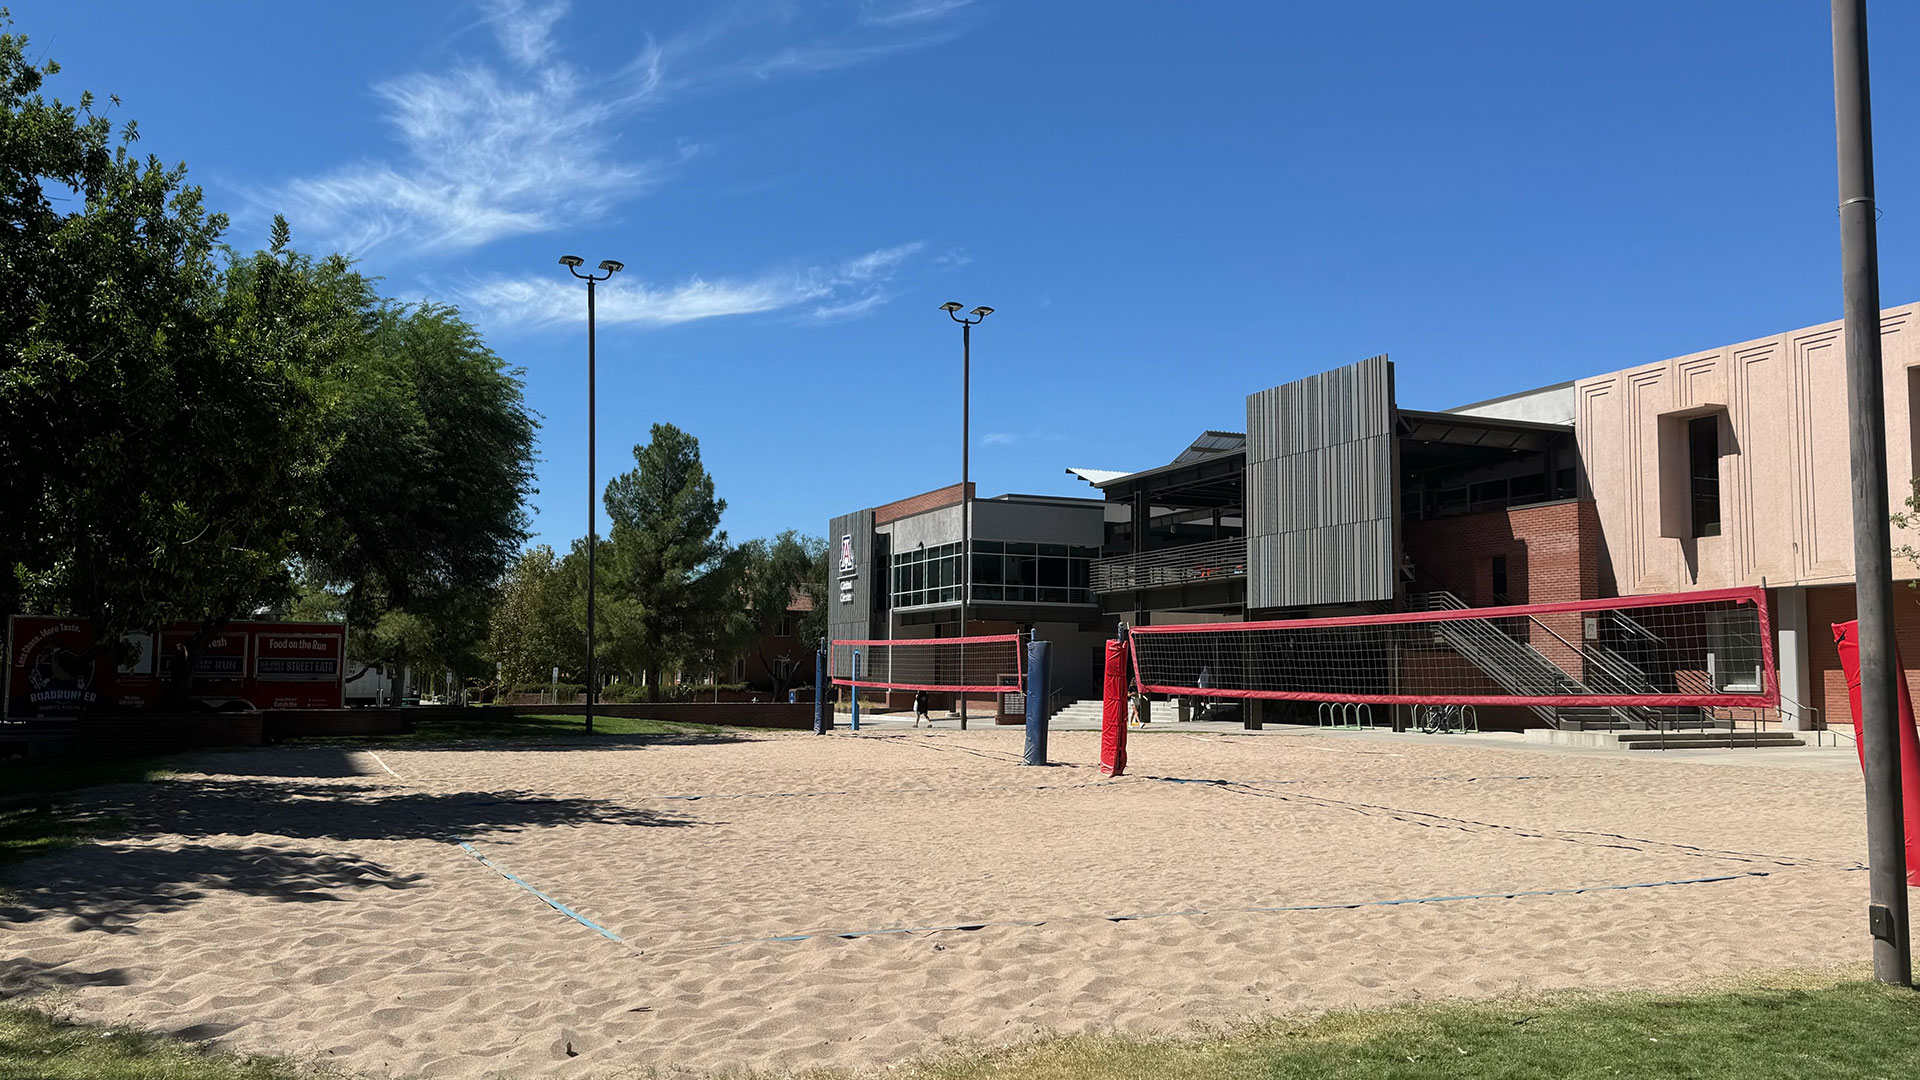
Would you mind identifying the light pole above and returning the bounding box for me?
[560,254,624,736]
[940,301,993,731]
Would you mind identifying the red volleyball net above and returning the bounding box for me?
[829,634,1025,694]
[1128,587,1776,709]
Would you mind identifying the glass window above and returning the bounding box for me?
[1039,558,1068,588]
[973,553,1002,585]
[1689,416,1721,538]
[1038,543,1069,557]
[973,540,1003,554]
[1011,554,1038,587]
[1708,607,1761,692]
[1005,541,1037,555]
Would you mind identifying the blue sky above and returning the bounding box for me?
[17,2,1920,550]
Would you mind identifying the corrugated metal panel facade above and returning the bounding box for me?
[1244,355,1396,609]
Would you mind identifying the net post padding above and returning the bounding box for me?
[828,634,1025,694]
[1128,587,1778,709]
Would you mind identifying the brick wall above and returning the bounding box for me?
[1403,499,1601,607]
[1402,500,1604,721]
[1807,583,1920,728]
[874,482,974,525]
[495,702,816,729]
[73,713,264,757]
[263,711,415,741]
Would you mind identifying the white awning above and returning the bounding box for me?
[1064,467,1130,487]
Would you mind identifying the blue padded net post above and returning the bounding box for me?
[1024,638,1051,766]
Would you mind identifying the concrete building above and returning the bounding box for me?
[1576,303,1920,732]
[828,484,1113,702]
[837,302,1920,733]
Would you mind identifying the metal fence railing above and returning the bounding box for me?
[1091,537,1247,595]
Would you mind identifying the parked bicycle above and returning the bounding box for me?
[1415,703,1477,735]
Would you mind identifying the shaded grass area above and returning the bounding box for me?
[0,1004,308,1079]
[333,711,723,746]
[0,756,171,870]
[897,980,1920,1080]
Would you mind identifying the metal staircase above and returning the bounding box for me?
[1408,592,1708,731]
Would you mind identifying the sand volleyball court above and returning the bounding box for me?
[0,728,1874,1077]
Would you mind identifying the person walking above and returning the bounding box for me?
[914,688,931,727]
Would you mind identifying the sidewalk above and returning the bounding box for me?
[834,710,1864,770]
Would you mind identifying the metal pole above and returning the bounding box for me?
[959,319,970,732]
[1833,0,1910,986]
[585,276,597,737]
[851,648,861,732]
[813,645,826,735]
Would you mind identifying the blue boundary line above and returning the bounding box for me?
[696,870,1772,950]
[455,840,625,944]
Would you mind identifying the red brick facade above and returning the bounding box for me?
[1402,499,1602,607]
[874,482,974,525]
[1806,584,1920,728]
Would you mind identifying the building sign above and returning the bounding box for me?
[6,617,347,717]
[838,533,857,603]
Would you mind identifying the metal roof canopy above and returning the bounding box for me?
[1091,449,1244,508]
[1395,409,1569,450]
[1396,409,1572,477]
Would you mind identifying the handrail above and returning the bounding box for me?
[1091,537,1248,595]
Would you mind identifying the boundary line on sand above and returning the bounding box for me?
[455,840,627,945]
[365,751,400,778]
[692,870,1776,951]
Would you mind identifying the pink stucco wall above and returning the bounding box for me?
[1576,304,1920,595]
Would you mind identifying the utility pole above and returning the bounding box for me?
[1831,0,1910,986]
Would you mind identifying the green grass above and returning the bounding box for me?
[6,977,1918,1079]
[315,710,726,746]
[0,756,171,871]
[0,1004,310,1080]
[892,978,1920,1080]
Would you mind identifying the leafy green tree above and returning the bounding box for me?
[0,23,370,700]
[602,424,730,697]
[486,545,577,685]
[0,21,537,707]
[731,531,827,696]
[301,302,538,687]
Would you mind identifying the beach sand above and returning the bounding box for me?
[1,727,1872,1077]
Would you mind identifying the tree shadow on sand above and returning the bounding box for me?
[1,748,699,934]
[0,955,134,995]
[0,842,426,933]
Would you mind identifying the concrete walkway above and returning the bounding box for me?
[836,710,1864,770]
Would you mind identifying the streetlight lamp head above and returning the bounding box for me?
[598,259,624,273]
[559,254,585,268]
[970,306,994,318]
[939,301,964,313]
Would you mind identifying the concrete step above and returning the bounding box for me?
[1527,728,1805,750]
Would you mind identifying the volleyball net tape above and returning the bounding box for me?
[830,634,1025,694]
[1128,587,1776,708]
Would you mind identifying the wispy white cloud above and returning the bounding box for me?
[982,432,1018,446]
[463,243,924,330]
[259,1,970,259]
[860,0,973,27]
[487,0,569,68]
